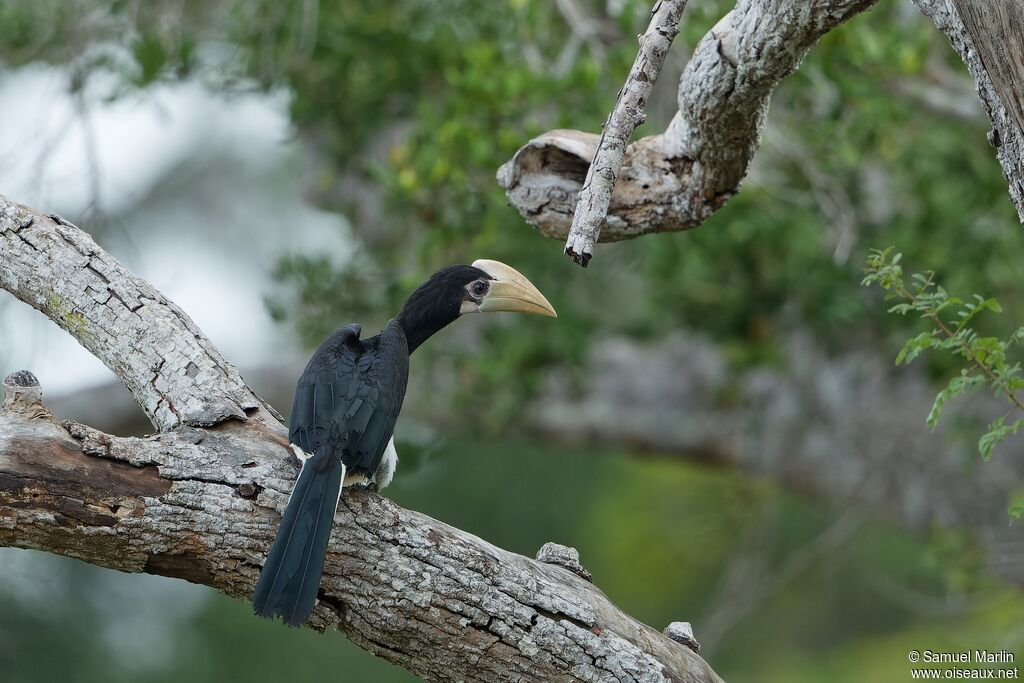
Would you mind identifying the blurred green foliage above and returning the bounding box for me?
[4,0,1021,413]
[267,0,1017,430]
[261,0,1021,403]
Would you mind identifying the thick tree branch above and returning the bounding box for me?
[563,0,687,267]
[0,195,723,683]
[499,0,878,246]
[0,199,281,432]
[504,1,1024,248]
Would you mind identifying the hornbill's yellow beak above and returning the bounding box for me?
[471,259,557,317]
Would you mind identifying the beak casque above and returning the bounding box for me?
[471,259,557,317]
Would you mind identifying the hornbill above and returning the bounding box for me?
[252,259,556,626]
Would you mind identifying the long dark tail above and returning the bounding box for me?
[252,451,345,627]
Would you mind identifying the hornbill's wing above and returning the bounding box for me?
[288,323,404,477]
[253,324,406,626]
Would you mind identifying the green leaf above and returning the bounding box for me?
[979,417,1024,460]
[895,331,936,365]
[955,295,1003,330]
[927,371,985,429]
[926,387,952,429]
[888,303,912,315]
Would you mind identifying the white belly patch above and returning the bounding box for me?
[372,437,398,491]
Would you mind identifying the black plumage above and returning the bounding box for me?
[252,321,408,626]
[252,261,556,627]
[291,321,408,479]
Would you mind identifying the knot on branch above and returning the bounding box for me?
[183,397,250,428]
[5,370,39,388]
[535,542,592,582]
[663,621,701,654]
[710,13,740,68]
[3,371,49,418]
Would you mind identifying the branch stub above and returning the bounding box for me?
[536,542,593,582]
[3,371,47,417]
[664,621,701,653]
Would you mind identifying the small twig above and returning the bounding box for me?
[564,0,687,267]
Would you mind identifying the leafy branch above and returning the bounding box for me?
[863,248,1024,519]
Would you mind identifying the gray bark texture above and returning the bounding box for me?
[499,0,879,247]
[563,0,687,266]
[501,0,1024,252]
[0,194,723,683]
[0,200,278,431]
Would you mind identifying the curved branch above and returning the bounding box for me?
[504,1,1024,249]
[0,196,722,682]
[0,197,279,431]
[499,0,878,244]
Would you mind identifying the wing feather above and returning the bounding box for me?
[287,322,408,478]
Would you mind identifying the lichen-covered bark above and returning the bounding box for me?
[0,197,723,682]
[499,0,878,244]
[0,196,279,431]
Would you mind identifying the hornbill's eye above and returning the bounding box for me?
[471,280,489,296]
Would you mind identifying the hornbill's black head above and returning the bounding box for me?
[397,259,556,352]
